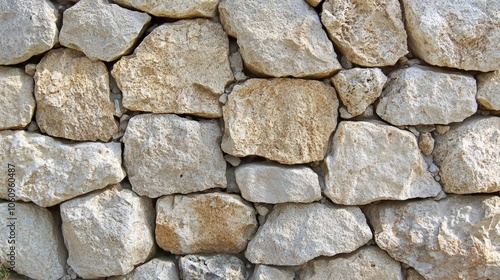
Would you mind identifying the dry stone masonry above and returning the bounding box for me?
[0,0,498,279]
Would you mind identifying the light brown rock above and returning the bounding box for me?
[34,48,118,141]
[477,70,500,110]
[418,132,434,156]
[114,0,219,18]
[222,78,338,164]
[112,19,234,117]
[0,66,35,130]
[305,0,322,7]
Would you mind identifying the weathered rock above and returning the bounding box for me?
[108,258,179,280]
[366,195,500,280]
[0,0,59,65]
[112,19,234,117]
[0,130,125,207]
[114,0,219,18]
[321,0,408,67]
[250,265,295,280]
[222,79,338,164]
[34,48,118,141]
[402,0,500,72]
[60,0,151,62]
[324,121,441,205]
[61,185,155,278]
[477,70,500,110]
[156,193,258,254]
[406,269,426,280]
[376,66,477,125]
[299,246,403,280]
[179,254,247,280]
[331,68,387,117]
[433,117,500,194]
[245,203,372,266]
[0,66,35,130]
[123,114,226,197]
[235,162,321,203]
[305,0,322,7]
[219,0,341,78]
[0,202,66,280]
[418,132,434,156]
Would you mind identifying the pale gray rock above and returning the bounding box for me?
[477,70,500,110]
[114,0,219,18]
[123,114,226,197]
[433,117,500,194]
[180,254,247,280]
[324,121,441,205]
[235,162,321,203]
[376,66,477,125]
[60,0,151,62]
[0,130,125,207]
[108,258,179,280]
[245,203,372,266]
[219,0,341,78]
[0,66,35,130]
[0,0,59,65]
[366,195,500,280]
[250,265,295,280]
[224,155,241,167]
[61,185,155,278]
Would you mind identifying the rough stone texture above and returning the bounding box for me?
[0,130,125,207]
[324,121,441,205]
[0,0,59,65]
[250,265,295,280]
[108,258,179,280]
[0,66,35,130]
[60,0,151,62]
[235,162,321,203]
[219,0,341,78]
[376,66,477,126]
[418,132,434,156]
[366,195,500,280]
[321,0,408,67]
[179,254,247,280]
[114,0,219,18]
[305,0,322,7]
[112,19,234,117]
[222,79,338,164]
[245,203,372,266]
[406,269,426,280]
[331,68,387,117]
[477,70,500,110]
[123,114,226,197]
[156,193,258,254]
[299,246,403,280]
[34,48,118,141]
[0,202,66,280]
[60,185,155,278]
[433,117,500,194]
[404,0,500,71]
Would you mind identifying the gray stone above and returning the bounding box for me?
[179,254,247,280]
[0,66,35,130]
[114,0,219,18]
[250,265,294,280]
[108,258,179,280]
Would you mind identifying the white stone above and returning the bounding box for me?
[0,66,35,130]
[114,0,219,18]
[108,258,179,280]
[180,254,247,280]
[250,265,294,280]
[477,70,500,110]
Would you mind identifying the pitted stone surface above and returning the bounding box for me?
[0,66,35,130]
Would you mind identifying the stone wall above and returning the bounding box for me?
[0,0,499,279]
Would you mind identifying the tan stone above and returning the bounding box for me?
[477,70,500,110]
[418,132,434,156]
[305,0,322,7]
[0,66,35,130]
[114,0,219,18]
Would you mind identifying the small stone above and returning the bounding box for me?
[340,55,353,69]
[321,0,408,66]
[224,155,241,167]
[428,163,439,174]
[435,125,450,135]
[255,204,270,217]
[108,258,179,280]
[179,254,247,280]
[24,64,36,76]
[229,50,248,82]
[226,167,240,193]
[339,107,354,119]
[305,0,322,7]
[235,162,321,203]
[415,125,435,133]
[219,93,228,104]
[406,269,426,280]
[361,105,374,118]
[476,70,500,110]
[219,0,341,78]
[245,202,372,266]
[26,121,39,132]
[156,193,258,254]
[408,126,420,137]
[114,0,219,18]
[0,66,35,130]
[250,265,295,280]
[418,132,434,156]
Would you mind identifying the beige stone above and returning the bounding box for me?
[180,254,247,280]
[222,78,338,164]
[477,70,500,110]
[112,19,234,117]
[305,0,322,7]
[108,258,179,280]
[418,132,434,156]
[114,0,219,18]
[0,66,35,130]
[250,265,294,280]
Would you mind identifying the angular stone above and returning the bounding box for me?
[61,185,155,278]
[179,254,247,280]
[321,0,408,67]
[250,265,295,280]
[123,114,226,197]
[0,202,66,280]
[331,68,387,117]
[34,48,118,141]
[406,269,426,280]
[376,66,477,126]
[0,0,59,65]
[477,70,500,110]
[305,0,322,7]
[60,0,151,62]
[0,131,125,207]
[433,117,500,194]
[324,121,441,205]
[222,79,338,164]
[245,203,372,266]
[156,193,257,254]
[235,162,321,203]
[418,132,434,156]
[114,0,218,18]
[108,258,179,280]
[366,195,500,280]
[219,0,341,78]
[0,66,35,130]
[402,0,500,72]
[112,19,234,117]
[299,246,403,280]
